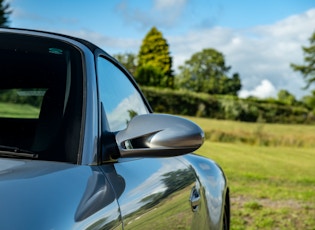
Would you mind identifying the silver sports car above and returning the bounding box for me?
[0,28,230,229]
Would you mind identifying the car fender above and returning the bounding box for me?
[179,154,228,229]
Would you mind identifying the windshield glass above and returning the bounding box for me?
[0,32,83,163]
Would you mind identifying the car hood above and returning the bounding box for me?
[0,158,119,229]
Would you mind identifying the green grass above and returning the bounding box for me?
[188,116,315,229]
[0,102,40,118]
[187,116,315,147]
[2,103,313,229]
[198,142,315,201]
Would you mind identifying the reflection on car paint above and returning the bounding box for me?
[113,157,198,229]
[0,160,122,229]
[183,154,227,229]
[0,28,229,229]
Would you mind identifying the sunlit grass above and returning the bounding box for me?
[189,116,315,229]
[0,102,39,118]
[187,116,315,147]
[197,142,315,202]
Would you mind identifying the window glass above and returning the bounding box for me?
[0,88,46,118]
[97,57,149,132]
[0,33,83,162]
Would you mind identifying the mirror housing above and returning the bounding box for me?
[114,114,204,158]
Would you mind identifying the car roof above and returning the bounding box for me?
[0,27,102,53]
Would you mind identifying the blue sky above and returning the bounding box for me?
[8,0,315,98]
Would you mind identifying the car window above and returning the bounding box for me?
[0,88,46,118]
[97,57,149,132]
[0,33,83,162]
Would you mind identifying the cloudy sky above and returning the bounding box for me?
[8,0,315,99]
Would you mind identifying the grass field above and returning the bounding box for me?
[0,102,40,118]
[190,116,315,147]
[1,102,314,229]
[188,116,315,230]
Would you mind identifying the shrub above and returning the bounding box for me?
[141,87,313,124]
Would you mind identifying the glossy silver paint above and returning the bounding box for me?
[0,159,122,229]
[116,114,204,158]
[0,28,229,229]
[113,157,197,229]
[181,154,228,229]
[111,154,227,229]
[80,44,100,165]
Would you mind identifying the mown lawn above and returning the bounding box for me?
[189,117,315,229]
[0,102,39,118]
[1,103,314,229]
[189,116,315,147]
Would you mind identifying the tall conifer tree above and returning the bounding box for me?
[0,0,11,27]
[291,31,315,89]
[136,27,174,88]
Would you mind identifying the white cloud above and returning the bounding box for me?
[239,79,277,98]
[53,7,315,99]
[116,0,188,29]
[154,0,187,10]
[106,92,148,131]
[59,29,141,54]
[169,8,315,99]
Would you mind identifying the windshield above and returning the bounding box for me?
[0,33,83,163]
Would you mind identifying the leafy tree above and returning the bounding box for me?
[136,27,174,88]
[176,48,241,95]
[301,90,315,111]
[277,89,296,105]
[227,73,242,96]
[113,52,137,76]
[291,31,315,89]
[134,64,165,86]
[0,0,11,27]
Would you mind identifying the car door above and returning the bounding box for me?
[96,56,203,229]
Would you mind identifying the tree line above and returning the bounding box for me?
[114,26,315,123]
[1,1,315,123]
[115,27,241,96]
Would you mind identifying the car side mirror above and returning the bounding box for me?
[114,114,204,158]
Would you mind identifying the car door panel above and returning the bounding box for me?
[96,54,223,229]
[111,157,201,229]
[0,29,229,230]
[181,154,228,229]
[75,165,124,230]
